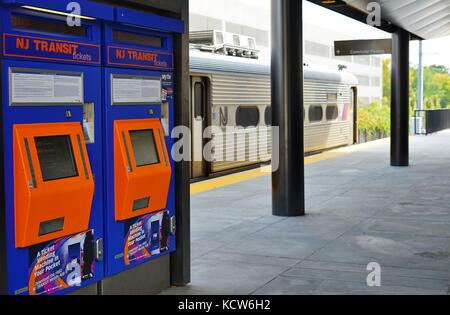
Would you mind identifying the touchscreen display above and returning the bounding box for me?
[35,135,78,181]
[129,129,160,167]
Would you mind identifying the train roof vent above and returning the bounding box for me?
[189,30,259,59]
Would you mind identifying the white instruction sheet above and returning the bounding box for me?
[112,77,161,104]
[10,72,83,104]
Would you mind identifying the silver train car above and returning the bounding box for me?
[189,49,358,179]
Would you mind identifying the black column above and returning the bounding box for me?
[271,0,305,217]
[391,28,410,167]
[171,0,191,286]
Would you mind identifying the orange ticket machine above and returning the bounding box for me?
[103,10,182,276]
[0,0,111,295]
[13,123,94,248]
[114,119,171,221]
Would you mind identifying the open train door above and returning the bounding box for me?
[190,77,208,179]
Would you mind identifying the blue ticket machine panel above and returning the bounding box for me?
[0,1,113,295]
[103,9,183,276]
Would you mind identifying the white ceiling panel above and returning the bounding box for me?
[343,0,450,39]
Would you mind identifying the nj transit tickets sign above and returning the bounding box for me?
[108,46,173,70]
[3,34,101,64]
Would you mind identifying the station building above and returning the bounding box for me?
[189,0,384,106]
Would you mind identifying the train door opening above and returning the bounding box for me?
[191,77,208,179]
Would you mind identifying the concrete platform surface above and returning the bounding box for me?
[163,131,450,295]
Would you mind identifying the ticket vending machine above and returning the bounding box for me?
[0,1,114,295]
[102,8,183,276]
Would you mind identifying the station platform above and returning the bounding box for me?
[163,131,450,295]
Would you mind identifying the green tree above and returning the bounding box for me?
[359,59,450,142]
[382,58,391,101]
[412,64,450,109]
[358,101,390,142]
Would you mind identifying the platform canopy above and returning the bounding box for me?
[309,0,450,40]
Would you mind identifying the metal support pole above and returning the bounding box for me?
[391,28,410,167]
[171,0,191,287]
[271,0,305,217]
[418,40,424,112]
[416,40,424,134]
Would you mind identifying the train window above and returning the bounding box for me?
[309,105,323,123]
[236,107,259,128]
[326,105,339,121]
[264,106,272,126]
[194,82,204,119]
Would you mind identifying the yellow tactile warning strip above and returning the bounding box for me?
[190,150,346,196]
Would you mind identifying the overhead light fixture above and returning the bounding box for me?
[322,0,337,4]
[21,5,96,20]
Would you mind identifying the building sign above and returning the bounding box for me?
[334,39,392,56]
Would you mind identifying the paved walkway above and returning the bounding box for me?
[163,131,450,295]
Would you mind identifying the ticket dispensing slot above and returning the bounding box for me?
[114,119,171,221]
[14,123,94,248]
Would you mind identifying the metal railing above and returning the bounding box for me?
[414,109,450,135]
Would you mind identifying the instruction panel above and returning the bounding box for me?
[112,76,161,104]
[10,71,83,105]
